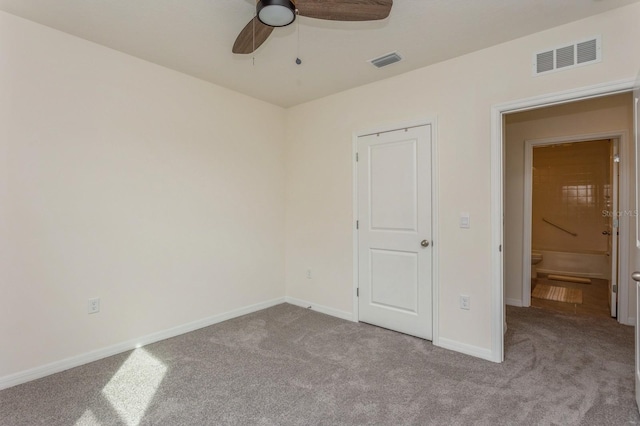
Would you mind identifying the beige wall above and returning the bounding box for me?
[0,12,286,378]
[1,2,639,380]
[532,140,611,253]
[285,4,640,354]
[505,94,635,312]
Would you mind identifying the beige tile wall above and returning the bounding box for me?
[532,140,611,253]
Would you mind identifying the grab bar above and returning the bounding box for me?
[542,218,577,237]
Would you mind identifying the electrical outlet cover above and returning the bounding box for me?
[88,298,100,314]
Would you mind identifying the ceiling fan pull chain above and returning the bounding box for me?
[252,14,256,66]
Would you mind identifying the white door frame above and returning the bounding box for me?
[491,78,636,362]
[352,117,440,344]
[521,132,630,324]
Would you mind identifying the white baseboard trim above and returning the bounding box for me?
[505,298,523,307]
[0,297,286,391]
[284,297,354,322]
[626,316,636,327]
[285,298,500,362]
[436,337,497,363]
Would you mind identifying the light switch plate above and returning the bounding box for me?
[460,212,470,229]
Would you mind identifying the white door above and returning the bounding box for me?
[610,139,619,317]
[357,125,433,340]
[633,72,640,411]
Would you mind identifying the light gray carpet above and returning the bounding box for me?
[1,304,638,425]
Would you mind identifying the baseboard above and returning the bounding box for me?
[285,298,499,361]
[285,298,500,361]
[505,298,523,307]
[0,297,286,391]
[284,297,354,321]
[626,316,636,327]
[436,337,497,362]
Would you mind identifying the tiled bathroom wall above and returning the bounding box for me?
[532,139,611,254]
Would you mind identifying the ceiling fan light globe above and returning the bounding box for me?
[257,0,296,27]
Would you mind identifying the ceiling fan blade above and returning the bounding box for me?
[232,17,274,54]
[296,0,392,21]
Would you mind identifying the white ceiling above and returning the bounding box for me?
[1,0,638,107]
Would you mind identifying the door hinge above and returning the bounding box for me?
[613,284,618,293]
[499,245,502,252]
[356,220,359,229]
[356,152,359,162]
[357,288,359,297]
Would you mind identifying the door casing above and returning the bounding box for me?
[491,78,638,363]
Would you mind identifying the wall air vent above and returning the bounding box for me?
[369,52,402,68]
[533,36,601,76]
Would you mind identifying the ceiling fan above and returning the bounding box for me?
[232,0,393,54]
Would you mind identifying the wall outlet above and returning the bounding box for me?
[460,295,470,310]
[88,298,100,314]
[306,269,312,279]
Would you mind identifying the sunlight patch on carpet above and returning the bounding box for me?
[532,284,583,304]
[101,348,167,426]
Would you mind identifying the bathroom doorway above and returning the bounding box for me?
[503,92,634,324]
[527,137,618,319]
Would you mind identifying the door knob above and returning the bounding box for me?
[421,240,430,247]
[602,231,611,235]
[632,272,640,282]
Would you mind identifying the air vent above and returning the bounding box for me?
[556,45,574,68]
[577,39,598,64]
[369,52,402,68]
[533,36,601,76]
[536,51,554,74]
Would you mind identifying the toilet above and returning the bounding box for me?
[531,251,543,279]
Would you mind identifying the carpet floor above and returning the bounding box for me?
[0,304,637,425]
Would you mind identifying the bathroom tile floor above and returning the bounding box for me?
[531,274,612,320]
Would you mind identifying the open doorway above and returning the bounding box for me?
[503,93,634,324]
[527,138,618,319]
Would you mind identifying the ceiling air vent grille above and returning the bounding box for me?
[369,52,402,68]
[533,36,601,76]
